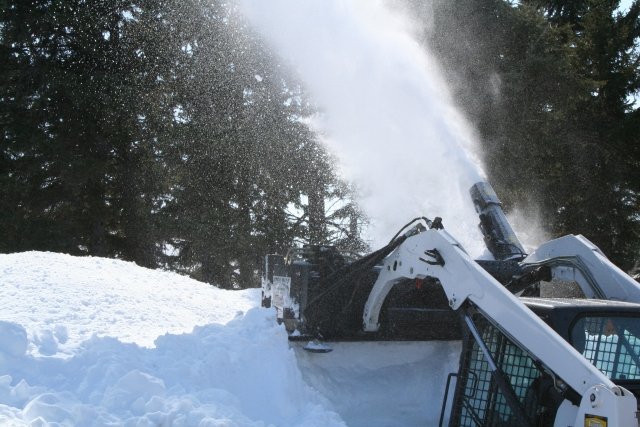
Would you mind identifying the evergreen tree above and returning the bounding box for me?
[424,0,639,270]
[0,0,161,263]
[521,0,640,268]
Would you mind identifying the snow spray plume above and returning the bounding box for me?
[238,0,487,254]
[413,0,549,251]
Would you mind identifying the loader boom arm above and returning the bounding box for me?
[362,228,637,425]
[522,233,640,301]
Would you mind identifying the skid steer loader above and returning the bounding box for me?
[261,181,640,426]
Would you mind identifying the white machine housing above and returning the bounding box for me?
[363,228,638,426]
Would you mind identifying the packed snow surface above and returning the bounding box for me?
[0,252,458,426]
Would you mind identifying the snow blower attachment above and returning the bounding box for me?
[261,180,640,426]
[261,220,457,341]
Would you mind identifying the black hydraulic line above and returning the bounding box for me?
[463,315,533,427]
[387,217,431,244]
[303,234,408,315]
[302,216,440,337]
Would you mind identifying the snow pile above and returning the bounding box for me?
[0,252,345,426]
[0,252,261,355]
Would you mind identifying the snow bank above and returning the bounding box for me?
[0,251,258,356]
[0,252,345,426]
[0,309,344,426]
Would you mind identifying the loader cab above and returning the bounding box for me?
[522,297,640,401]
[443,298,640,427]
[445,305,572,427]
